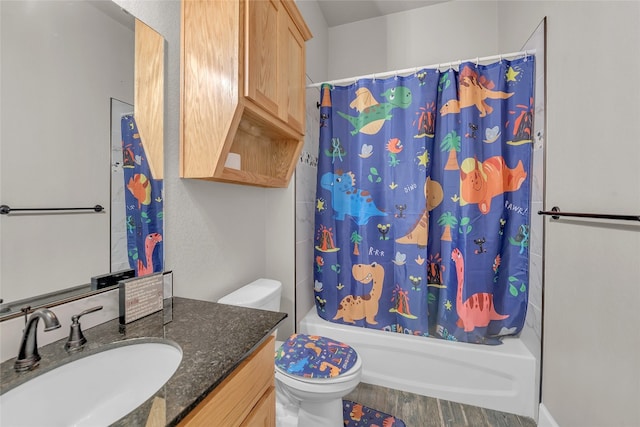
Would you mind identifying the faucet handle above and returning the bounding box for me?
[64,305,103,353]
[71,305,103,322]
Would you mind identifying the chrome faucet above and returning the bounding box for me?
[14,308,61,372]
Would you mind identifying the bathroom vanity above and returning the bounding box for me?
[0,298,286,426]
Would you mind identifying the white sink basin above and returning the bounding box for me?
[0,340,182,427]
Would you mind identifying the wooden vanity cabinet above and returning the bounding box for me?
[178,337,276,427]
[180,0,312,188]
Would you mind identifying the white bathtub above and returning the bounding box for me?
[299,307,538,419]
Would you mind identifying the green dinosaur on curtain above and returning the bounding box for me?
[337,86,412,135]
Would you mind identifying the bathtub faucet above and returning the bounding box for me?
[14,308,61,372]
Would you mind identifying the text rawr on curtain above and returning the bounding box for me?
[313,57,535,345]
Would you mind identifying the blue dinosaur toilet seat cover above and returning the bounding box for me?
[275,333,358,379]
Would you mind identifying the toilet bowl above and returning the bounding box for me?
[218,279,363,427]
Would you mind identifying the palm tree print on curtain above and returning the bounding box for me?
[313,58,535,344]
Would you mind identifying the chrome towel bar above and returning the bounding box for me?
[537,206,640,222]
[0,204,104,215]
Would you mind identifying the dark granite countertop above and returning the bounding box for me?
[0,297,287,426]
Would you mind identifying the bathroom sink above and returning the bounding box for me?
[0,339,182,427]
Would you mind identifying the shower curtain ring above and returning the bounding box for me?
[475,57,479,66]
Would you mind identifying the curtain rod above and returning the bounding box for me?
[306,49,535,89]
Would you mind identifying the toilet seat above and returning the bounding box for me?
[275,356,362,384]
[275,334,359,381]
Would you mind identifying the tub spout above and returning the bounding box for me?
[14,308,61,372]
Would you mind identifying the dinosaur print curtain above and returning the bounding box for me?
[121,115,163,277]
[313,57,534,345]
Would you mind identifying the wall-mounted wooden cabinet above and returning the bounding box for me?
[180,0,312,188]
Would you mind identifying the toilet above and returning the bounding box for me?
[218,279,362,427]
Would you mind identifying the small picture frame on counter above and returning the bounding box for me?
[118,273,164,325]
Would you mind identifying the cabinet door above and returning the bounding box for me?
[282,10,305,133]
[178,337,275,426]
[246,0,282,119]
[240,387,276,427]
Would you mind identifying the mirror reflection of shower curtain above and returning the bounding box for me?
[313,57,534,345]
[120,113,164,276]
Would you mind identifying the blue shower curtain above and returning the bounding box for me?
[121,114,164,277]
[313,58,534,345]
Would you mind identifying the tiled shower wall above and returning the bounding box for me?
[110,99,132,273]
[520,19,546,408]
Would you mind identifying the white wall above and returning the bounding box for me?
[0,1,133,302]
[326,1,499,80]
[297,0,330,85]
[265,181,296,340]
[498,2,640,427]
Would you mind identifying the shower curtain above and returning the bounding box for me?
[313,57,534,345]
[121,114,164,277]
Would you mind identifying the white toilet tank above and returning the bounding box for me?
[217,278,282,312]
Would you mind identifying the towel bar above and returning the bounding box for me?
[0,204,104,215]
[537,206,640,222]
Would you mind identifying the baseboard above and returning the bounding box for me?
[537,403,560,427]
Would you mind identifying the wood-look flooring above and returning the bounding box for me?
[345,383,537,427]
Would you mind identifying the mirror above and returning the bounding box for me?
[0,0,165,319]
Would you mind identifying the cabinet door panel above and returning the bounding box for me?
[240,386,276,427]
[178,337,275,426]
[181,0,240,178]
[284,14,305,133]
[246,0,281,116]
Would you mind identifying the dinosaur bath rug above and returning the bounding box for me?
[343,400,406,427]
